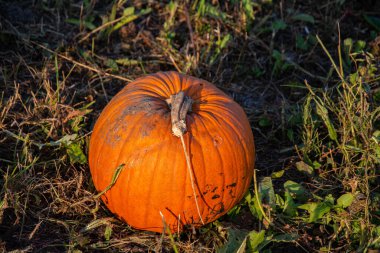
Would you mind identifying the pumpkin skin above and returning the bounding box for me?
[89,71,255,233]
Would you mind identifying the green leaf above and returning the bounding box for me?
[296,34,309,51]
[272,20,287,32]
[246,192,262,220]
[354,40,366,52]
[272,49,291,75]
[253,193,264,220]
[283,191,298,217]
[227,204,241,217]
[295,161,314,176]
[259,177,276,210]
[324,194,335,205]
[242,0,256,31]
[123,6,135,17]
[242,0,255,20]
[343,38,353,64]
[271,170,284,179]
[247,230,266,252]
[259,117,271,127]
[284,180,308,201]
[370,226,380,248]
[364,15,380,32]
[312,161,322,169]
[104,58,119,72]
[291,13,315,24]
[66,143,87,164]
[298,202,332,223]
[336,193,354,208]
[218,229,249,253]
[275,194,285,208]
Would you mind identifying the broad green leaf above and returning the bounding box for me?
[291,13,315,24]
[284,180,308,201]
[271,170,284,179]
[275,194,285,208]
[298,202,315,211]
[298,202,332,223]
[336,193,354,208]
[283,191,298,217]
[217,229,249,253]
[236,237,247,253]
[259,177,276,210]
[245,192,254,210]
[253,193,263,220]
[245,192,262,220]
[354,40,366,52]
[227,204,241,217]
[343,38,353,55]
[312,161,322,169]
[247,230,266,252]
[123,6,135,17]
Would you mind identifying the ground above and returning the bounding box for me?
[0,0,380,252]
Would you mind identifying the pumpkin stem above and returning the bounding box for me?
[166,91,193,137]
[166,91,205,225]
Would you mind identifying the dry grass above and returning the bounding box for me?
[1,0,379,252]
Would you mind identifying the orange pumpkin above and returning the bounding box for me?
[89,71,255,233]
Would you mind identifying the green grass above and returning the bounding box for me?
[1,0,380,252]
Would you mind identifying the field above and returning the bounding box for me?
[1,0,380,252]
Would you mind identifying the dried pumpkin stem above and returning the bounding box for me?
[167,92,204,225]
[167,91,193,137]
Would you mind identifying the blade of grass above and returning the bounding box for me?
[316,35,345,82]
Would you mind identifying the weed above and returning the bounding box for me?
[1,0,379,252]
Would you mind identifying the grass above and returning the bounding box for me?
[1,0,380,252]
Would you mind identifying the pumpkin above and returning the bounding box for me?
[89,71,255,233]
